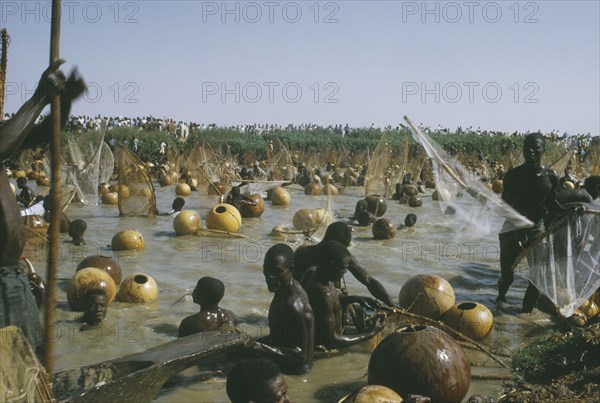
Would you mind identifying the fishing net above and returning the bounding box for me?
[35,156,79,210]
[364,131,409,198]
[514,209,600,317]
[548,146,574,180]
[63,127,111,204]
[183,141,239,187]
[234,181,288,195]
[502,143,594,184]
[564,138,599,179]
[265,138,295,181]
[589,141,600,176]
[116,145,158,217]
[297,145,320,172]
[404,117,533,238]
[98,142,114,185]
[0,326,53,402]
[14,149,35,170]
[406,116,600,317]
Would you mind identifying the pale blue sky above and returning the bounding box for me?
[2,1,599,134]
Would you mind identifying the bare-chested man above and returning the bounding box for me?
[294,222,393,306]
[498,132,566,312]
[0,60,85,350]
[178,277,237,337]
[247,243,314,375]
[306,240,385,349]
[225,185,256,212]
[16,177,35,207]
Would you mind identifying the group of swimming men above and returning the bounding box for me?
[182,222,392,366]
[2,62,600,403]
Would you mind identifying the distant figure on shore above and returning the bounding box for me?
[226,359,290,403]
[178,277,237,337]
[132,136,139,153]
[497,133,566,313]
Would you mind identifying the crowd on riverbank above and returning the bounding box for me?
[4,112,595,169]
[3,112,597,143]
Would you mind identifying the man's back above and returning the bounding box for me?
[178,308,236,337]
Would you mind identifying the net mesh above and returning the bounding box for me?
[364,131,410,198]
[0,326,53,403]
[182,141,240,187]
[265,138,295,181]
[63,127,110,204]
[515,209,600,317]
[99,142,114,185]
[116,145,158,217]
[405,119,534,238]
[405,117,599,318]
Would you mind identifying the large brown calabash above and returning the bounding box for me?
[368,325,471,403]
[398,274,455,320]
[240,194,265,218]
[365,195,387,217]
[76,255,122,285]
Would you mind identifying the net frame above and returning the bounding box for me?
[513,209,600,316]
[116,145,158,217]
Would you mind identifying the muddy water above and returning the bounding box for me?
[20,181,552,402]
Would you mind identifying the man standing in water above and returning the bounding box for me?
[0,60,85,350]
[497,132,565,313]
[178,276,238,337]
[79,289,108,329]
[306,241,385,349]
[247,243,314,375]
[294,222,393,307]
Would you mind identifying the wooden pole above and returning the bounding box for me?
[45,0,61,379]
[0,28,9,122]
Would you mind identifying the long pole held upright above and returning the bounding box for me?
[45,0,61,378]
[0,28,9,122]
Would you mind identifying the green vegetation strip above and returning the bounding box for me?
[512,323,600,382]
